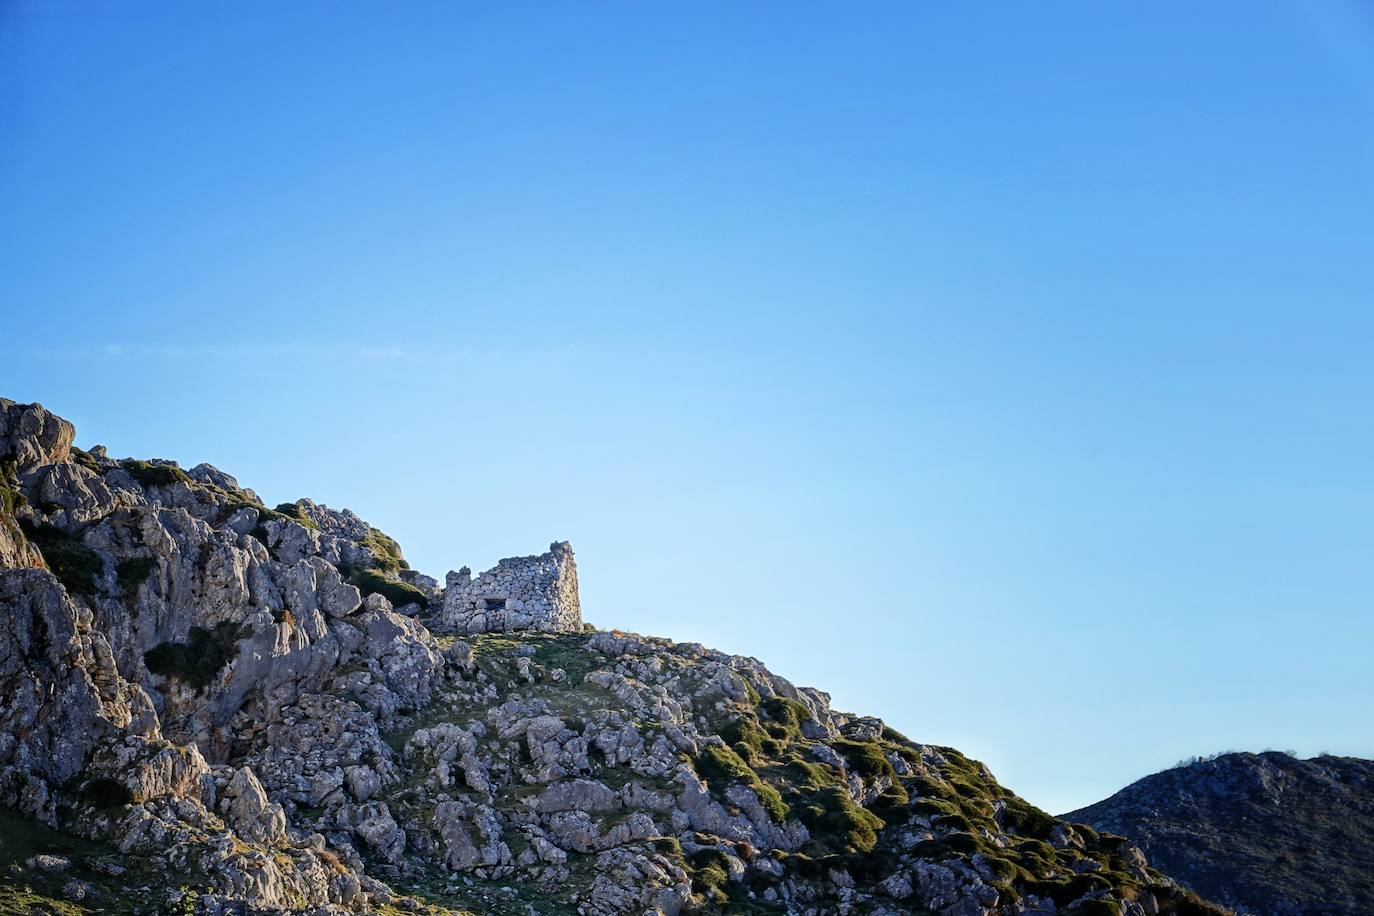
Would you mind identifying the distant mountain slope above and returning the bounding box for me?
[1064,751,1374,915]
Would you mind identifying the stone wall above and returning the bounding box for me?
[433,541,581,634]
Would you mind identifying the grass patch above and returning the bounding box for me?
[911,831,988,859]
[1001,795,1058,840]
[68,447,102,474]
[272,502,318,530]
[695,745,789,823]
[345,565,429,611]
[740,678,761,706]
[718,697,813,768]
[120,459,190,489]
[911,797,960,818]
[760,696,811,739]
[833,738,897,782]
[697,744,759,785]
[794,785,885,854]
[721,716,772,764]
[1024,873,1114,907]
[871,783,911,818]
[687,847,731,902]
[0,806,175,916]
[652,836,683,857]
[361,526,408,573]
[529,634,600,683]
[773,755,842,792]
[683,849,787,914]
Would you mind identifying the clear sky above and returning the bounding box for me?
[3,2,1372,815]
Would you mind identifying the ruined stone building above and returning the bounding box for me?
[431,541,581,634]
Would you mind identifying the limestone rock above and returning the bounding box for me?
[0,400,75,470]
[0,396,1225,916]
[225,766,287,844]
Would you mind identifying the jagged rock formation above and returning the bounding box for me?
[433,542,581,635]
[1065,751,1374,916]
[0,397,1227,915]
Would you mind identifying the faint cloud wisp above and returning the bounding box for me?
[34,341,477,365]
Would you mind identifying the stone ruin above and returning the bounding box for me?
[431,540,582,634]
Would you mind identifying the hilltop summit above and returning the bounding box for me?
[0,397,1223,915]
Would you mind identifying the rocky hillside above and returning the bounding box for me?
[0,397,1226,915]
[1065,752,1374,916]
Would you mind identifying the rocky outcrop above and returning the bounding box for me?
[1066,751,1374,915]
[0,397,1227,916]
[0,570,144,820]
[224,766,287,845]
[1,399,75,469]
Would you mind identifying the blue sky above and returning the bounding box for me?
[3,1,1372,814]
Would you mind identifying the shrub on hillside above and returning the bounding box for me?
[19,519,103,595]
[144,622,245,689]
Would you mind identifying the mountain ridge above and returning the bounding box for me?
[1065,751,1374,916]
[0,397,1224,916]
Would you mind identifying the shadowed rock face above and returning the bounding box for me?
[0,397,1229,916]
[1064,751,1374,916]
